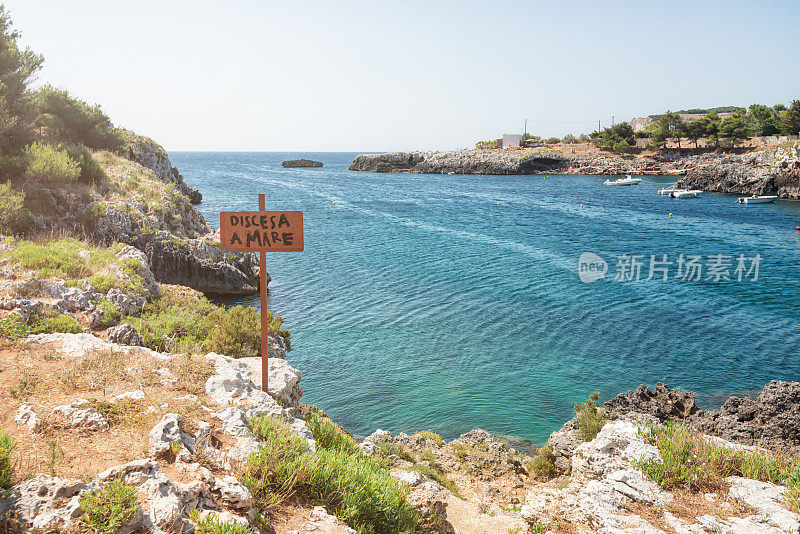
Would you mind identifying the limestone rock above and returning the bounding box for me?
[25,332,166,360]
[451,429,527,480]
[268,332,287,359]
[15,404,41,433]
[51,400,109,431]
[108,323,141,346]
[296,506,356,534]
[207,353,303,408]
[204,352,315,460]
[113,389,145,402]
[149,413,193,462]
[106,288,146,316]
[133,230,260,295]
[0,475,89,531]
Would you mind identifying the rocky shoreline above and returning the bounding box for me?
[2,326,799,532]
[350,143,800,198]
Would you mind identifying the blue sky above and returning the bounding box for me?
[7,0,799,151]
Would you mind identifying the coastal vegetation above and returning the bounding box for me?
[78,480,140,533]
[0,426,14,492]
[242,414,420,533]
[572,391,609,441]
[636,422,800,513]
[476,100,799,153]
[125,286,289,357]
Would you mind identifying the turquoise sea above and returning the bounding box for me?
[169,152,800,443]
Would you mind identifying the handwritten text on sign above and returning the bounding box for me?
[219,211,304,252]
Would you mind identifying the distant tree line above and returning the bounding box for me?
[589,101,800,153]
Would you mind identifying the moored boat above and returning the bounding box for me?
[604,175,642,186]
[738,195,777,204]
[669,190,702,199]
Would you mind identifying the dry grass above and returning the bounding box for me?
[620,488,754,529]
[0,340,216,482]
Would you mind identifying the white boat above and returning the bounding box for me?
[604,175,641,186]
[738,195,777,204]
[658,187,681,195]
[669,190,703,199]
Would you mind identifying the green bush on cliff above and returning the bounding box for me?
[0,426,15,492]
[79,480,139,533]
[0,181,25,233]
[31,314,83,334]
[124,286,291,358]
[32,84,124,152]
[207,305,261,358]
[307,411,360,455]
[573,391,608,441]
[24,141,80,183]
[243,415,419,533]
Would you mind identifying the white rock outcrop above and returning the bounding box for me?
[204,352,314,460]
[521,420,800,533]
[15,404,41,433]
[51,400,109,432]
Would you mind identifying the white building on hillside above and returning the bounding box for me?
[502,134,522,148]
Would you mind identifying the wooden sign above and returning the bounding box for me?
[219,210,304,252]
[220,194,304,394]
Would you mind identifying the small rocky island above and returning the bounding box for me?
[282,158,323,168]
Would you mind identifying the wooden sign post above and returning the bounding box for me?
[220,194,304,393]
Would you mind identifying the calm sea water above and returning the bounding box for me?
[169,152,800,443]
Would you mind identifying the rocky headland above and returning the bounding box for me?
[21,132,260,295]
[351,142,800,199]
[677,142,800,198]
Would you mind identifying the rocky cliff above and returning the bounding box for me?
[677,142,800,198]
[121,129,203,204]
[21,134,260,295]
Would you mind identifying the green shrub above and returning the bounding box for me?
[529,445,556,480]
[125,287,219,353]
[0,426,15,491]
[0,315,30,340]
[8,238,89,278]
[573,391,608,441]
[60,142,107,184]
[307,411,360,455]
[32,314,83,334]
[189,511,251,534]
[123,286,292,358]
[0,181,25,233]
[24,141,80,182]
[79,480,139,533]
[243,416,419,533]
[414,430,444,446]
[207,305,261,358]
[309,447,418,532]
